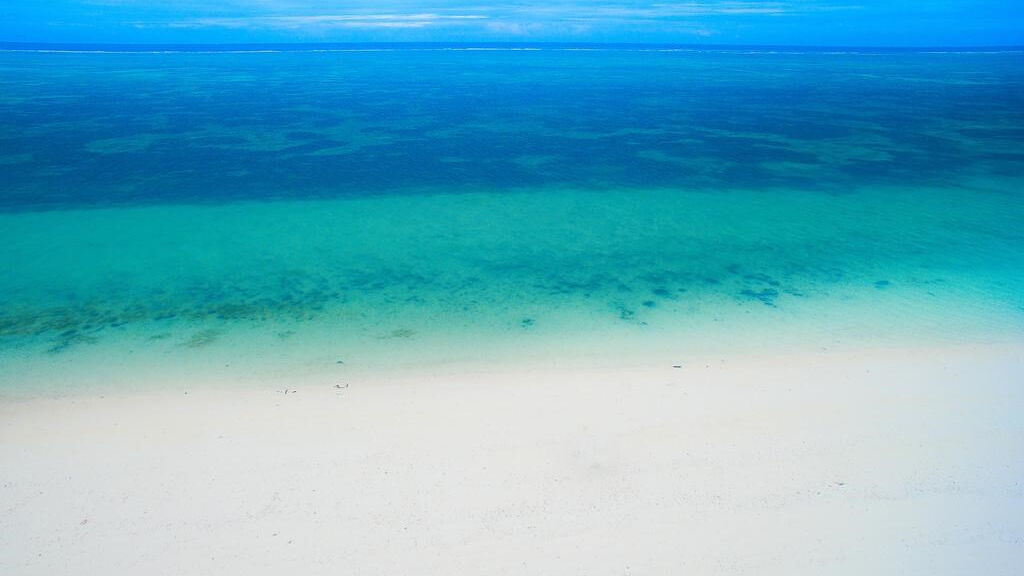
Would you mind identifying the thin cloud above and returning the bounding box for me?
[495,2,859,20]
[6,0,1016,45]
[171,13,487,30]
[105,1,867,38]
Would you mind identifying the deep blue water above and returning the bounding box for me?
[2,44,1023,210]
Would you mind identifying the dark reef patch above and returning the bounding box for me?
[743,273,781,287]
[740,288,780,307]
[47,331,98,354]
[615,304,636,321]
[651,287,674,299]
[183,329,221,348]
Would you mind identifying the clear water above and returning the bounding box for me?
[2,46,1023,390]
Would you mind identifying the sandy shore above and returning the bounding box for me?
[2,342,1023,575]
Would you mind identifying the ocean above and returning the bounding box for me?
[2,44,1022,391]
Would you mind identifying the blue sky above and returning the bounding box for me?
[2,1,1021,46]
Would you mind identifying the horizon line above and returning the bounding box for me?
[2,41,1023,51]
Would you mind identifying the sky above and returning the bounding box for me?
[1,1,1022,46]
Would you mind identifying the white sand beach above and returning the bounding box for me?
[2,342,1023,575]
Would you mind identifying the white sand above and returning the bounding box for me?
[2,343,1023,575]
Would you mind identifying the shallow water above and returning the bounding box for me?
[1,46,1022,390]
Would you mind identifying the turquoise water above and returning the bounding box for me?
[1,46,1023,389]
